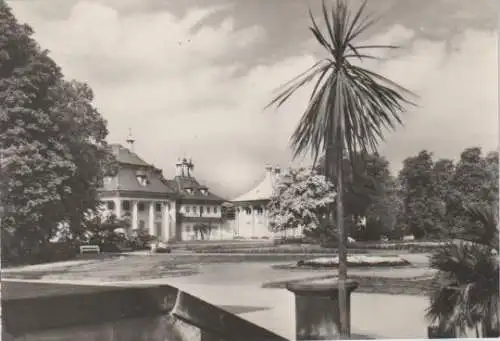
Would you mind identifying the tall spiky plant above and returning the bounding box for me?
[267,0,414,337]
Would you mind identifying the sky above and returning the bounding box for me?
[8,0,499,199]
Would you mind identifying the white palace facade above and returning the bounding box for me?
[98,136,304,241]
[98,138,226,242]
[231,166,304,239]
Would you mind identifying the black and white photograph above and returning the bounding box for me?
[0,0,498,339]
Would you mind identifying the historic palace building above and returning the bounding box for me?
[232,165,304,239]
[98,136,225,241]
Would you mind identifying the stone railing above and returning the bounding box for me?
[2,282,286,341]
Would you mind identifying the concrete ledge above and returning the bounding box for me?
[2,282,178,336]
[286,278,359,295]
[172,291,287,341]
[2,281,287,341]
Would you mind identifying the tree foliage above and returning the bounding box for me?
[0,3,115,263]
[398,150,446,239]
[446,148,498,235]
[268,167,336,234]
[315,152,398,241]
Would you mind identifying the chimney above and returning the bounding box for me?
[186,158,194,177]
[126,128,135,151]
[175,158,183,176]
[181,158,189,177]
[265,165,273,178]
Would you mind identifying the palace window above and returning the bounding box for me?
[206,206,211,214]
[139,220,145,229]
[136,170,149,186]
[138,202,145,212]
[245,207,251,215]
[214,206,218,214]
[185,206,191,213]
[155,203,162,212]
[122,201,131,211]
[256,207,264,215]
[107,201,115,210]
[193,206,198,214]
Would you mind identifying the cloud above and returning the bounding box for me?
[9,0,498,198]
[376,29,498,171]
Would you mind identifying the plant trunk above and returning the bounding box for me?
[336,159,349,338]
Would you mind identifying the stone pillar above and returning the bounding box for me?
[114,198,121,219]
[149,201,155,236]
[250,206,255,237]
[286,278,359,340]
[163,202,170,241]
[171,201,177,241]
[131,200,138,231]
[234,206,239,237]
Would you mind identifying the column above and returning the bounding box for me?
[287,279,359,340]
[234,206,239,237]
[131,200,138,231]
[114,198,121,219]
[171,202,177,241]
[149,201,155,237]
[250,206,255,237]
[163,202,170,241]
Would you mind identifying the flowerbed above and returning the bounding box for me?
[194,245,369,254]
[263,275,436,296]
[296,255,411,268]
[349,240,449,253]
[191,240,449,254]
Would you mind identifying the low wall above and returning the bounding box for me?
[1,281,287,341]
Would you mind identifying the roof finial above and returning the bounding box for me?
[126,128,135,151]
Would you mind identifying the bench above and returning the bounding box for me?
[79,245,100,255]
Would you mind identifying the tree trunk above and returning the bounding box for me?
[336,159,349,339]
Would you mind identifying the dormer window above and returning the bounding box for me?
[103,176,113,185]
[136,170,149,186]
[200,187,208,196]
[185,188,193,194]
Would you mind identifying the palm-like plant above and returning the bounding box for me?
[266,0,414,337]
[427,204,499,337]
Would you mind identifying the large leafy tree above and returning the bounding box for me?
[0,3,115,263]
[267,167,336,235]
[398,150,444,239]
[266,0,414,337]
[315,152,397,241]
[447,148,498,236]
[53,80,117,239]
[427,204,499,337]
